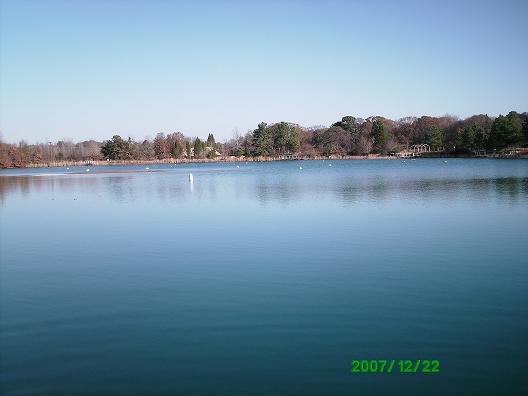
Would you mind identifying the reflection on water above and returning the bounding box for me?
[1,159,528,396]
[1,173,527,206]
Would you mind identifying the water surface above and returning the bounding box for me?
[1,159,527,395]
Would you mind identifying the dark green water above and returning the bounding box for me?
[1,159,527,395]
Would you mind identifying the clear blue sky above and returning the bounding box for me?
[1,0,527,143]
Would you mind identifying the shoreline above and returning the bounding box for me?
[1,153,527,169]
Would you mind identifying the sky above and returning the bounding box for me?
[0,0,527,143]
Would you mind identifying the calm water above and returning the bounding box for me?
[1,159,527,395]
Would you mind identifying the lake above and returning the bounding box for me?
[1,159,527,395]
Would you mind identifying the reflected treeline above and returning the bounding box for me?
[1,174,527,206]
[302,177,528,205]
[253,176,528,206]
[0,174,190,204]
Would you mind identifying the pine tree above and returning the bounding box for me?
[371,119,388,153]
[206,133,216,148]
[252,122,272,156]
[425,125,443,150]
[489,112,523,149]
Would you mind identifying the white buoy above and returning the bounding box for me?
[66,167,69,170]
[444,160,448,163]
[237,165,240,168]
[189,173,193,183]
[145,167,149,170]
[329,164,332,166]
[86,168,90,172]
[299,166,302,170]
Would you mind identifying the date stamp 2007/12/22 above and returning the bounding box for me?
[351,360,440,374]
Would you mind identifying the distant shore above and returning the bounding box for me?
[2,152,528,169]
[0,154,376,169]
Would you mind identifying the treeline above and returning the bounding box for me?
[99,133,219,161]
[217,112,527,157]
[1,111,526,167]
[0,139,101,168]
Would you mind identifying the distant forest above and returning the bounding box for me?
[1,111,527,167]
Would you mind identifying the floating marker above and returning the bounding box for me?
[189,173,193,183]
[145,167,149,170]
[86,168,90,172]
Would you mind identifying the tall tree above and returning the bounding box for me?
[171,139,184,158]
[425,125,443,150]
[101,135,132,160]
[371,119,388,153]
[252,122,272,156]
[489,111,523,149]
[193,138,205,158]
[153,133,168,159]
[270,122,298,154]
[332,116,360,134]
[458,124,487,151]
[206,133,216,148]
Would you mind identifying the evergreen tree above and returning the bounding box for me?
[473,125,487,150]
[193,138,205,158]
[207,149,216,159]
[425,125,443,150]
[252,122,272,156]
[171,140,184,158]
[101,135,132,160]
[489,112,523,149]
[332,116,359,134]
[206,133,216,148]
[285,125,299,153]
[458,125,486,151]
[270,122,297,154]
[371,119,388,153]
